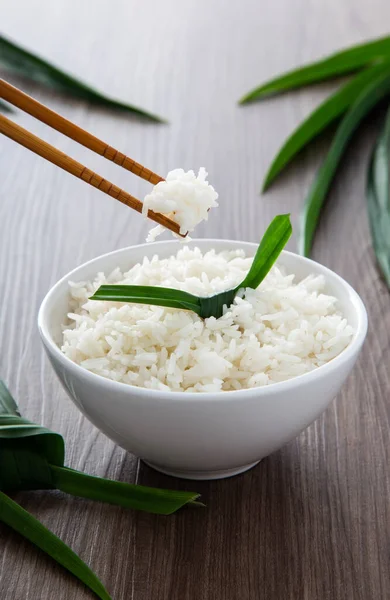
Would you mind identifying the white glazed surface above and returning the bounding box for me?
[38,240,368,480]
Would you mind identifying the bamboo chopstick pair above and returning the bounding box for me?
[0,79,183,236]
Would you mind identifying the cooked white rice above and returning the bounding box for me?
[61,247,354,393]
[143,168,218,242]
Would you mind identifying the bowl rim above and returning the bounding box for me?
[38,239,368,402]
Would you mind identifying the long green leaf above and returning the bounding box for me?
[92,215,292,319]
[239,35,390,103]
[0,35,165,122]
[51,465,202,515]
[299,70,390,257]
[262,64,390,191]
[0,491,112,600]
[198,215,292,318]
[366,104,390,287]
[91,285,202,315]
[239,214,292,289]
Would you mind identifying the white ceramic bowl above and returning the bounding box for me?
[38,240,367,480]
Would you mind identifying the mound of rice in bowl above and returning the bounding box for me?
[61,247,354,393]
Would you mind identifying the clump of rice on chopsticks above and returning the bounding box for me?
[143,168,218,242]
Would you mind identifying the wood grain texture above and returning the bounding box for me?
[1,0,389,598]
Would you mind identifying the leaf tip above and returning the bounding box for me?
[261,178,271,193]
[153,115,169,125]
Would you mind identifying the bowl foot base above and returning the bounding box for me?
[142,460,260,480]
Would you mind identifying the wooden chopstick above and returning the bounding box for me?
[0,79,183,236]
[0,79,164,185]
[0,114,181,235]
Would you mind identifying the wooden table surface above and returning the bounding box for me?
[1,1,390,598]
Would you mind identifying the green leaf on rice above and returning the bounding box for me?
[91,214,292,319]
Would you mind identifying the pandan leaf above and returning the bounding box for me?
[91,285,202,315]
[51,466,201,515]
[239,35,390,103]
[262,64,390,190]
[92,214,292,318]
[239,214,292,288]
[0,492,112,600]
[0,381,201,597]
[0,381,64,469]
[366,104,390,287]
[0,381,200,510]
[0,35,165,122]
[299,69,390,256]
